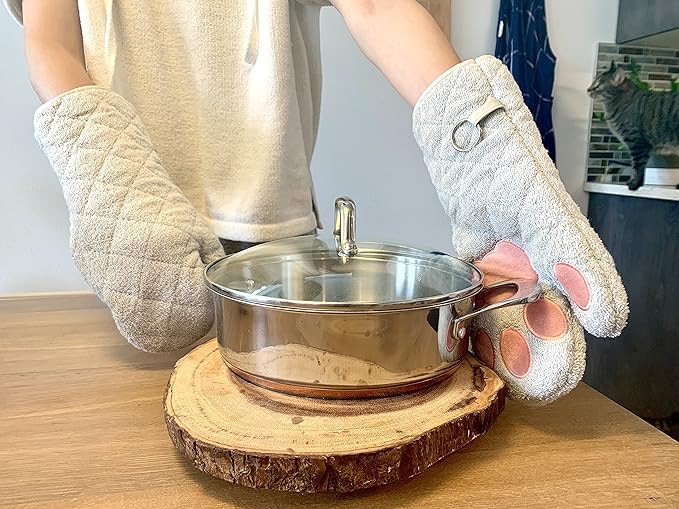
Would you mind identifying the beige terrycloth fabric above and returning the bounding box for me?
[34,86,225,352]
[413,57,629,403]
[6,0,330,242]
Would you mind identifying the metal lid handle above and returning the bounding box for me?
[334,197,358,258]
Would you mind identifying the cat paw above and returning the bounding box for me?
[627,178,643,190]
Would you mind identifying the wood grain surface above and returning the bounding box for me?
[164,341,505,492]
[1,293,678,508]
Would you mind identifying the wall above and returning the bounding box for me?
[311,9,452,251]
[1,2,619,294]
[0,13,89,293]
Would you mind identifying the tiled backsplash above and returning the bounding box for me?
[587,43,679,184]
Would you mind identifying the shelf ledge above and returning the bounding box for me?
[584,182,679,202]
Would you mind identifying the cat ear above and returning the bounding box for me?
[609,60,616,71]
[613,67,626,85]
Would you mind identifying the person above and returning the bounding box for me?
[7,0,628,404]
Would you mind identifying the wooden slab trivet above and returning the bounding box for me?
[164,339,506,493]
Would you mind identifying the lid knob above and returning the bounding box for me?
[334,197,358,258]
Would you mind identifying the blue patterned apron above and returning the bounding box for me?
[495,0,557,162]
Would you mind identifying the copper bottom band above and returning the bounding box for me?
[224,361,459,399]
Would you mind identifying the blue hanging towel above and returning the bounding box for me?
[495,0,557,162]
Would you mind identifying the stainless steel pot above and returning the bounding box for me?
[204,197,539,398]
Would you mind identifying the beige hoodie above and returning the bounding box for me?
[5,0,330,242]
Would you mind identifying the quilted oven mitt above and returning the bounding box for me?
[34,86,225,352]
[413,56,629,404]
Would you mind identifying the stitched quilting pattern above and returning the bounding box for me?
[35,87,225,352]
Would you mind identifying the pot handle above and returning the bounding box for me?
[451,278,541,340]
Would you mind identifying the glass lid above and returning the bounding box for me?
[204,198,483,312]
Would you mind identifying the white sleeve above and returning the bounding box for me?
[3,0,22,25]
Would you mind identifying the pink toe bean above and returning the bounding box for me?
[523,297,568,339]
[555,263,591,310]
[500,328,531,378]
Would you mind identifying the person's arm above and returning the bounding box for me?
[329,0,460,107]
[23,0,93,102]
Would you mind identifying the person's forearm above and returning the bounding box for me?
[24,0,93,102]
[25,44,93,102]
[331,0,461,107]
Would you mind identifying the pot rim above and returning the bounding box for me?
[203,253,485,314]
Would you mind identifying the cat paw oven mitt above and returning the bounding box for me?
[34,86,225,352]
[413,56,629,404]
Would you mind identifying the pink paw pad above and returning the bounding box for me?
[554,263,591,310]
[523,297,568,340]
[476,240,538,285]
[499,328,531,378]
[472,329,495,368]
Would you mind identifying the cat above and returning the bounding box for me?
[588,61,679,190]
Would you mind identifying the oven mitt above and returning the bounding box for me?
[413,56,629,404]
[34,86,225,352]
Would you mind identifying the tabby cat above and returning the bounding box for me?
[588,61,679,190]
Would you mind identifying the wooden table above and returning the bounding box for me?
[1,294,677,508]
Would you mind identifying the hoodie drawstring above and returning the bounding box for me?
[244,0,259,66]
[103,0,118,86]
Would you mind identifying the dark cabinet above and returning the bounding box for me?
[584,193,678,423]
[617,0,679,43]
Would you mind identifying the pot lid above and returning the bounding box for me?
[204,198,483,312]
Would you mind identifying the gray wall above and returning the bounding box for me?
[0,13,86,292]
[311,8,450,252]
[0,2,619,294]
